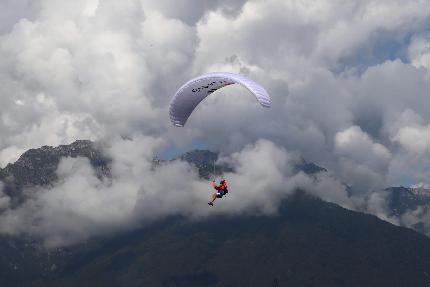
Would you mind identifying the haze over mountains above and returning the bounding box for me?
[2,140,429,236]
[0,141,430,286]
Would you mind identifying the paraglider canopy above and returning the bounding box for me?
[169,72,271,127]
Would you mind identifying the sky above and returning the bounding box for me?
[1,0,430,247]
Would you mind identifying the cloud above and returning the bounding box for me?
[394,125,430,156]
[400,205,430,236]
[333,126,391,193]
[391,109,430,157]
[0,0,41,35]
[139,0,247,26]
[408,32,430,71]
[0,137,345,247]
[335,126,391,170]
[0,138,179,245]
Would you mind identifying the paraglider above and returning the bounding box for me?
[169,72,271,206]
[169,72,271,127]
[208,179,228,206]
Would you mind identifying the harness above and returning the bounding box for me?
[215,181,228,197]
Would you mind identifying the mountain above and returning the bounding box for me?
[384,186,430,234]
[1,141,430,286]
[2,141,429,234]
[386,186,430,217]
[293,157,327,175]
[173,151,430,236]
[0,142,326,193]
[0,140,110,206]
[1,192,429,287]
[171,150,326,179]
[24,193,430,287]
[0,140,109,186]
[173,149,223,179]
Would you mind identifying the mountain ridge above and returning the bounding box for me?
[32,192,430,287]
[2,141,429,222]
[1,140,430,286]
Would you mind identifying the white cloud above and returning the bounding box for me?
[411,182,430,189]
[408,33,430,71]
[335,126,391,168]
[334,126,391,191]
[0,138,343,247]
[391,110,430,157]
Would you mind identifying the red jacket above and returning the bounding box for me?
[212,180,228,191]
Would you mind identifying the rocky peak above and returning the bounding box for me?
[177,150,220,179]
[172,150,328,180]
[294,157,327,175]
[409,187,430,197]
[385,186,430,217]
[0,140,110,203]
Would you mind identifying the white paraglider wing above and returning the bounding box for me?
[169,72,271,127]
